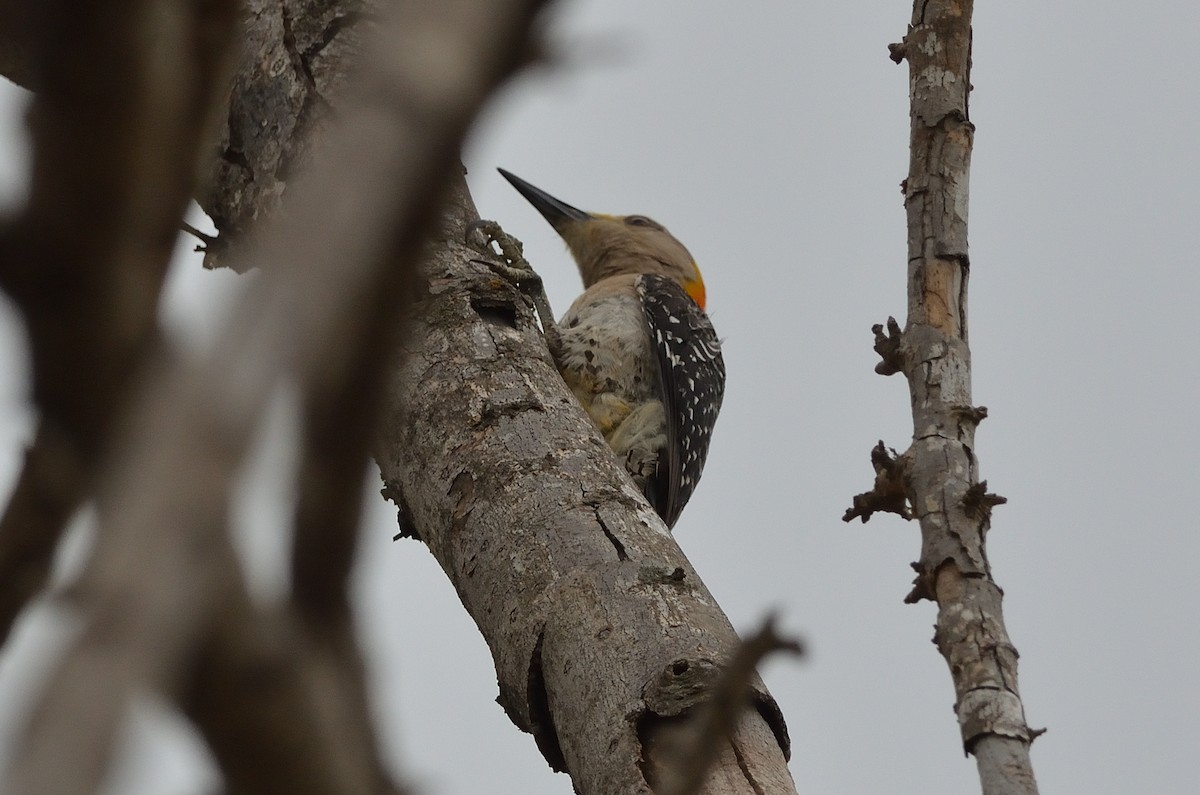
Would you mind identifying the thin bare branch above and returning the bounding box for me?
[852,3,1041,793]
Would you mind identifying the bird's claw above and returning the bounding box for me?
[466,220,562,360]
[467,218,542,292]
[467,219,530,270]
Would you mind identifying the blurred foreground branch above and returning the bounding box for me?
[0,0,238,648]
[0,0,552,792]
[649,617,803,795]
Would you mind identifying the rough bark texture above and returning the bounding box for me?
[200,0,373,269]
[860,2,1041,793]
[375,178,795,795]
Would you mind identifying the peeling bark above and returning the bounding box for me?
[849,2,1041,793]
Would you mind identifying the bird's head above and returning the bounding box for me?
[498,169,706,310]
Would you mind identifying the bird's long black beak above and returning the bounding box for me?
[498,168,592,228]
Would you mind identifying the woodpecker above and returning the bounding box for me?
[498,168,725,529]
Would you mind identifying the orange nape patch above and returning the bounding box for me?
[684,265,706,310]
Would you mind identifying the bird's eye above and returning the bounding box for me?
[625,215,657,228]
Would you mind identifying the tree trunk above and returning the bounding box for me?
[375,174,796,794]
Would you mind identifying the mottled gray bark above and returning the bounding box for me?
[375,178,796,794]
[852,3,1041,794]
[199,0,375,269]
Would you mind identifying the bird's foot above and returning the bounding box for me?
[466,218,535,282]
[466,219,564,360]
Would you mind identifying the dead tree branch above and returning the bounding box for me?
[844,3,1041,793]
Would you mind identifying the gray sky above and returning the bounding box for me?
[1,1,1198,793]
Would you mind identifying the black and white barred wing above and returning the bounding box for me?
[637,274,726,529]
